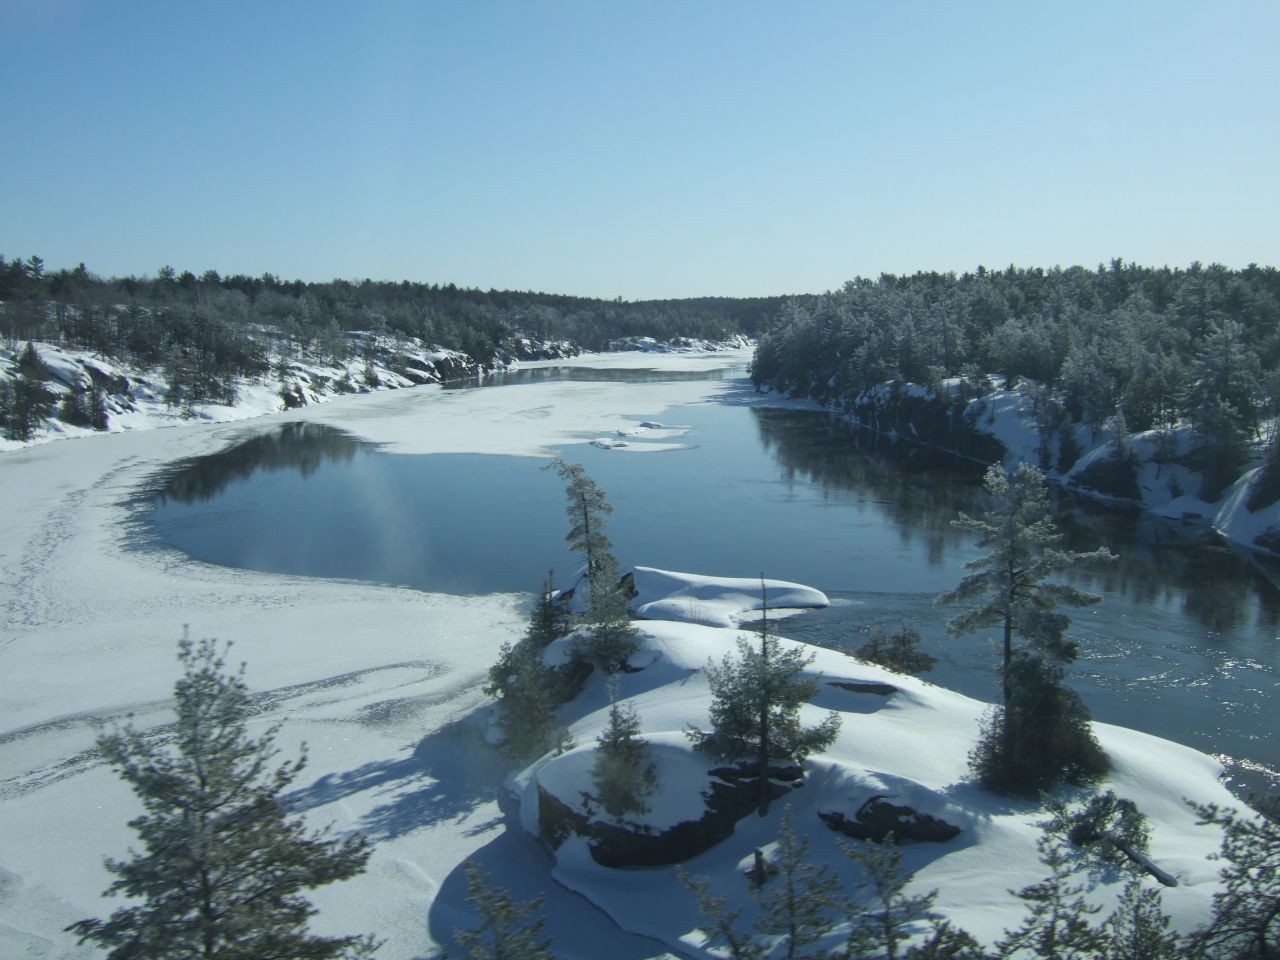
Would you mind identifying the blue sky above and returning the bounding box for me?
[3,1,1277,298]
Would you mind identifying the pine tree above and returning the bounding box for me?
[67,635,378,960]
[589,682,657,821]
[938,463,1115,701]
[545,459,638,672]
[686,583,840,815]
[1189,796,1280,959]
[1102,878,1180,960]
[937,463,1113,794]
[484,637,569,760]
[842,837,940,960]
[754,809,841,960]
[485,579,576,760]
[452,861,556,960]
[993,834,1105,960]
[546,458,614,580]
[855,621,937,675]
[527,569,570,650]
[577,550,639,672]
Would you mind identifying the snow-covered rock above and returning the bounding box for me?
[629,566,829,628]
[507,611,1236,957]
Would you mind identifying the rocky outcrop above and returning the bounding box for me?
[538,760,804,869]
[819,795,960,843]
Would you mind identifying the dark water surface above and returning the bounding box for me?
[150,368,1280,794]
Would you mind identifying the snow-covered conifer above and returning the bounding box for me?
[67,635,378,960]
[686,585,840,815]
[589,682,657,821]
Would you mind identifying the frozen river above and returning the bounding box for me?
[152,361,1280,798]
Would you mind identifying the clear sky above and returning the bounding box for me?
[3,1,1277,299]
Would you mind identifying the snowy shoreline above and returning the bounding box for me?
[0,347,1241,959]
[759,378,1280,563]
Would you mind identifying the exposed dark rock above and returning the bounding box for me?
[819,794,960,844]
[398,366,438,385]
[537,760,804,869]
[829,680,898,696]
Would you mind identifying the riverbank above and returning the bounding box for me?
[778,377,1280,561]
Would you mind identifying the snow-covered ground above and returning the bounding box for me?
[0,346,1238,958]
[0,348,748,959]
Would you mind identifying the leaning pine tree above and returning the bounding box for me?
[545,459,637,672]
[686,581,840,816]
[68,635,379,960]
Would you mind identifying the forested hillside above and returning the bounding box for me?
[0,254,786,380]
[751,261,1280,509]
[0,256,784,444]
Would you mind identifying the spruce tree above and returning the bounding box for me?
[485,579,574,759]
[578,550,639,672]
[855,621,937,675]
[754,809,840,960]
[527,569,570,650]
[686,584,840,815]
[452,861,556,960]
[484,637,569,760]
[589,682,657,821]
[67,635,378,960]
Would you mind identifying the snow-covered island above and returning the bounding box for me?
[0,347,1254,959]
[494,568,1236,956]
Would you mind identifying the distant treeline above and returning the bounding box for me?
[0,255,792,370]
[752,261,1280,481]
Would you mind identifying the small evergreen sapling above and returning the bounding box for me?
[67,635,378,960]
[589,683,658,821]
[680,870,766,960]
[855,621,937,675]
[686,585,840,816]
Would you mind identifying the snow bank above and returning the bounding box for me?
[629,566,829,627]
